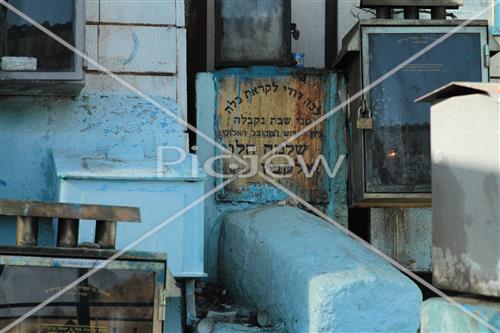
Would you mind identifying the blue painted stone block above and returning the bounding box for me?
[219,205,422,333]
[421,297,500,333]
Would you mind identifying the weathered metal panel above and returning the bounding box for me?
[214,68,335,204]
[429,85,500,297]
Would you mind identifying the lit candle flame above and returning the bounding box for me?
[387,149,398,159]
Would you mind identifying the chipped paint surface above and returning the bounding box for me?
[215,73,327,203]
[219,206,422,333]
[212,67,345,207]
[197,67,348,279]
[421,297,500,332]
[430,93,500,296]
[0,94,186,246]
[324,74,348,225]
[371,208,432,272]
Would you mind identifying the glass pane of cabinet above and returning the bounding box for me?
[364,32,482,193]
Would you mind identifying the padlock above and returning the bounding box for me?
[356,100,373,130]
[356,117,373,129]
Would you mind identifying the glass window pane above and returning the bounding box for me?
[218,0,289,64]
[0,266,156,333]
[365,32,482,193]
[2,0,75,71]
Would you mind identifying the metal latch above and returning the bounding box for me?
[291,23,300,40]
[356,98,373,130]
[158,288,167,321]
[484,44,490,68]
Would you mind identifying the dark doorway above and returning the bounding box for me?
[186,0,207,150]
[325,0,338,67]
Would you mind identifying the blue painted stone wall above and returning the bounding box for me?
[0,94,185,245]
[421,297,500,332]
[196,66,348,279]
[220,206,422,333]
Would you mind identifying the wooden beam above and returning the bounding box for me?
[325,0,338,68]
[0,200,141,222]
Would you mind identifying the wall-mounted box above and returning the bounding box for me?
[215,0,291,67]
[418,82,500,297]
[53,153,206,278]
[336,20,490,207]
[0,247,167,333]
[0,0,85,95]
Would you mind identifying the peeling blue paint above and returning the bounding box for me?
[421,297,500,332]
[0,93,187,246]
[324,74,348,226]
[196,67,349,278]
[210,67,347,214]
[234,183,288,203]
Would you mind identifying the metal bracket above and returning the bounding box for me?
[291,23,300,40]
[484,44,491,68]
[158,288,167,321]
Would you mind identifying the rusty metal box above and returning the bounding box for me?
[418,82,500,297]
[0,246,168,332]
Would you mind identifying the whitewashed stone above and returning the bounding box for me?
[85,0,99,22]
[85,25,98,70]
[98,26,176,73]
[100,0,176,25]
[83,73,177,99]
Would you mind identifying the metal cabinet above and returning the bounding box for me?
[418,82,500,297]
[0,247,167,333]
[336,20,490,207]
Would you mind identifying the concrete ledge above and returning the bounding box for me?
[219,206,422,333]
[421,297,500,332]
